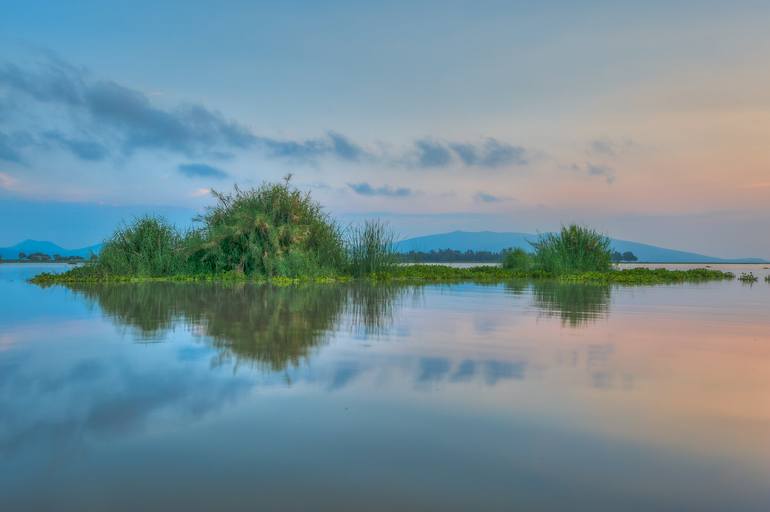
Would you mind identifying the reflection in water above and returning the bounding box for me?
[526,281,611,327]
[66,282,414,370]
[4,269,770,512]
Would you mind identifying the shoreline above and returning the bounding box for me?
[28,265,736,287]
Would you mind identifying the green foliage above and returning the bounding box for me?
[611,250,638,262]
[96,216,185,276]
[185,180,346,278]
[502,248,533,271]
[531,225,612,274]
[345,219,397,276]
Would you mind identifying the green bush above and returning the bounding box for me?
[97,216,185,276]
[501,248,533,271]
[531,225,612,274]
[345,219,397,276]
[187,180,346,277]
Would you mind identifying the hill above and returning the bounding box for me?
[396,231,766,263]
[0,240,102,260]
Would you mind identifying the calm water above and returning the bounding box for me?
[1,263,769,511]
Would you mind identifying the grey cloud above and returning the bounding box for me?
[571,162,616,184]
[178,163,229,179]
[0,60,84,105]
[1,56,534,169]
[589,138,634,157]
[257,131,368,163]
[475,192,512,203]
[0,132,23,162]
[450,138,528,168]
[414,139,453,167]
[348,182,413,197]
[1,59,256,159]
[83,81,256,155]
[0,130,35,163]
[44,131,109,161]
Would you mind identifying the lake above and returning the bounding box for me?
[1,263,769,511]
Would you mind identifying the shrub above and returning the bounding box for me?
[97,216,184,276]
[345,219,397,276]
[186,180,346,277]
[501,248,533,271]
[531,225,612,274]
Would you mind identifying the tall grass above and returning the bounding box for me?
[97,216,185,276]
[530,225,612,274]
[345,220,397,276]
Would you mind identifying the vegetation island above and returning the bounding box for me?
[30,179,734,286]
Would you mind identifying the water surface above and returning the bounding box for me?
[1,264,769,511]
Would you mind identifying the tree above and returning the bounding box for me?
[19,252,26,260]
[622,251,638,262]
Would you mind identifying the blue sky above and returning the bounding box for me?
[1,0,769,256]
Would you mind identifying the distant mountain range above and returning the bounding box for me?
[395,231,767,264]
[1,232,766,264]
[0,240,102,260]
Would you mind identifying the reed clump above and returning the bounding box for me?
[530,225,612,273]
[345,219,397,277]
[96,216,186,277]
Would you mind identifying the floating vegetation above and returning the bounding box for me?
[738,272,758,283]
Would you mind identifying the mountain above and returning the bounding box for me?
[395,231,767,263]
[0,240,102,260]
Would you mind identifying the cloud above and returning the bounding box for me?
[475,191,513,203]
[589,137,634,157]
[414,139,453,167]
[0,58,256,159]
[348,182,413,197]
[571,162,616,184]
[450,138,528,168]
[257,131,368,163]
[43,131,109,161]
[0,56,534,170]
[177,163,229,179]
[0,131,32,163]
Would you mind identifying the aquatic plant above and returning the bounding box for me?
[186,179,346,278]
[345,219,397,276]
[501,247,533,271]
[738,272,758,283]
[96,216,185,277]
[765,275,770,283]
[530,225,612,274]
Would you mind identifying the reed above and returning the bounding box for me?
[96,216,185,277]
[530,225,612,274]
[345,219,397,277]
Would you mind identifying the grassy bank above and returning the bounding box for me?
[31,263,734,286]
[28,180,736,286]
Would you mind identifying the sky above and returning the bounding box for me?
[1,0,769,257]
